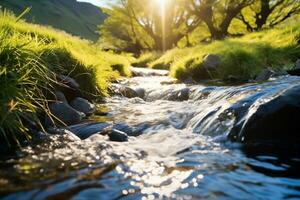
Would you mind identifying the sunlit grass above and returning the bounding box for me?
[0,10,133,145]
[148,23,300,81]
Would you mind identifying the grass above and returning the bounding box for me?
[0,0,106,41]
[147,23,300,81]
[0,10,132,146]
[131,52,162,68]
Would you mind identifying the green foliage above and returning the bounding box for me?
[99,0,198,52]
[0,10,132,145]
[0,0,106,41]
[153,23,300,81]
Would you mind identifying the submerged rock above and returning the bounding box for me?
[70,97,96,116]
[46,102,85,127]
[234,84,300,144]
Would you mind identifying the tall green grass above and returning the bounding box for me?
[148,23,300,81]
[0,10,132,146]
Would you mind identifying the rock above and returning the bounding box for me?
[113,123,134,135]
[46,102,85,127]
[119,86,138,98]
[68,122,112,139]
[203,54,221,70]
[54,91,68,103]
[274,70,288,77]
[167,88,190,101]
[56,75,83,102]
[184,77,196,84]
[133,88,146,99]
[57,74,80,89]
[287,59,300,76]
[295,59,300,69]
[107,129,128,142]
[255,69,275,82]
[234,84,300,144]
[70,97,96,116]
[47,128,81,141]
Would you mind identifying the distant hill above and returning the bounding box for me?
[0,0,106,41]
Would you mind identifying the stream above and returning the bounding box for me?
[1,67,300,200]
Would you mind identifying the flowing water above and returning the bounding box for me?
[1,68,300,200]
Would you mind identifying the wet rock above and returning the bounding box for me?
[295,59,300,69]
[54,91,68,103]
[68,122,112,140]
[234,84,300,144]
[47,128,81,141]
[113,123,134,136]
[107,129,128,142]
[167,88,190,101]
[57,74,80,89]
[255,69,275,82]
[287,59,300,76]
[46,102,85,127]
[203,54,221,70]
[133,88,146,99]
[274,70,288,77]
[183,77,196,84]
[70,97,96,116]
[119,86,139,98]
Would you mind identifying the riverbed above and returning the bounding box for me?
[1,68,300,200]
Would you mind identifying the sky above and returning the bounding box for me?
[77,0,118,7]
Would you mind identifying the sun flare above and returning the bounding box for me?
[155,0,168,10]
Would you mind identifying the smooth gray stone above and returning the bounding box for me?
[68,122,112,139]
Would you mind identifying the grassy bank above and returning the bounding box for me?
[0,10,132,145]
[147,23,300,81]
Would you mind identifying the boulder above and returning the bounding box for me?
[203,54,221,70]
[234,84,300,144]
[70,97,96,116]
[119,86,139,98]
[46,102,85,127]
[255,69,275,82]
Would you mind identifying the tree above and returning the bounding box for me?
[237,0,300,32]
[99,0,201,52]
[188,0,253,40]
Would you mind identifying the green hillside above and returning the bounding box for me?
[0,0,106,41]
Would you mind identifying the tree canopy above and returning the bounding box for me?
[98,0,300,52]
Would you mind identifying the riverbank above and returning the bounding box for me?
[1,66,300,199]
[0,10,133,147]
[135,22,300,82]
